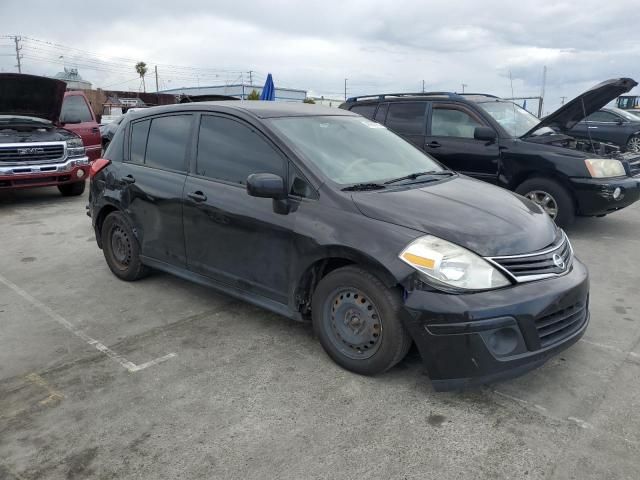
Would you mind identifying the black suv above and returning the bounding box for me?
[340,78,640,226]
[90,102,589,391]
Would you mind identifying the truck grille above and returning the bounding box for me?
[488,233,572,282]
[536,299,588,348]
[0,143,65,165]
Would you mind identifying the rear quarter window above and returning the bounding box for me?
[349,104,377,120]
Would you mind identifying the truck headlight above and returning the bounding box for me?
[66,137,86,159]
[585,158,626,178]
[399,235,510,291]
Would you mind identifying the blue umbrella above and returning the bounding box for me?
[260,73,275,101]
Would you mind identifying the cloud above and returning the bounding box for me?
[1,0,638,113]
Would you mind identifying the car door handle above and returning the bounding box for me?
[427,141,441,148]
[187,191,207,202]
[122,175,135,184]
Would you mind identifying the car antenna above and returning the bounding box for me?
[581,98,598,154]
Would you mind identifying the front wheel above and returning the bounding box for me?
[516,177,575,227]
[58,181,86,197]
[626,135,640,153]
[311,266,412,375]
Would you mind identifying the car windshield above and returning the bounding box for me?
[268,116,443,185]
[477,100,552,137]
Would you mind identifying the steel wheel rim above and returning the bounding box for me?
[526,190,559,219]
[110,226,132,267]
[628,136,640,153]
[323,287,383,360]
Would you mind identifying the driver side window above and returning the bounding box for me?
[431,106,483,138]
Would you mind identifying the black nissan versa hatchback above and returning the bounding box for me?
[340,78,640,227]
[89,102,589,391]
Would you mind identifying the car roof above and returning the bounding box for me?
[342,92,501,106]
[127,101,357,119]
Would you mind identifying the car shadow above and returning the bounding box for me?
[564,209,639,238]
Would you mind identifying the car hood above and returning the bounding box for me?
[522,77,638,137]
[0,73,66,123]
[351,176,558,257]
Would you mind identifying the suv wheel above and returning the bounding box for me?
[516,177,575,227]
[58,181,86,197]
[627,135,640,153]
[101,211,149,281]
[311,266,411,375]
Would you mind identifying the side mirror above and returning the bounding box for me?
[246,173,287,199]
[474,126,497,142]
[615,119,624,125]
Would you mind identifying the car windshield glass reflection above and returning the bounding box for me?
[268,116,442,185]
[478,101,553,137]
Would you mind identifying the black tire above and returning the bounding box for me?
[626,134,640,153]
[58,181,86,197]
[311,266,412,375]
[516,177,575,227]
[101,211,149,281]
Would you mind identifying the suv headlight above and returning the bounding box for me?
[399,235,510,291]
[66,137,86,159]
[585,158,626,178]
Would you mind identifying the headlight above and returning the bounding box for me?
[66,137,86,158]
[585,158,626,178]
[399,235,510,291]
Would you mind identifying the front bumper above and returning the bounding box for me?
[401,258,589,391]
[0,156,90,190]
[570,176,640,216]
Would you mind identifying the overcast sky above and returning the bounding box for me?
[1,0,638,113]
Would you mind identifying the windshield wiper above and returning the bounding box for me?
[383,170,454,185]
[342,183,386,192]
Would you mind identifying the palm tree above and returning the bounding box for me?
[135,61,148,92]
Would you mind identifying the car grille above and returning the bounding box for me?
[535,299,588,348]
[487,233,572,282]
[0,143,65,165]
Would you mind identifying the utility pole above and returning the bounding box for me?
[540,65,547,115]
[154,65,159,93]
[560,96,567,105]
[461,83,467,93]
[344,78,348,101]
[422,80,425,93]
[248,70,253,85]
[13,36,22,73]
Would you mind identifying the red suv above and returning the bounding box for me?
[0,73,90,196]
[61,91,101,162]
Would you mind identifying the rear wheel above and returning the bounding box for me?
[101,211,149,281]
[516,177,575,227]
[626,135,640,153]
[311,266,411,375]
[58,181,86,197]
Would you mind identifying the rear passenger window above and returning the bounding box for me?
[386,103,426,135]
[350,104,377,120]
[145,115,191,171]
[374,103,389,123]
[196,115,284,184]
[129,120,150,164]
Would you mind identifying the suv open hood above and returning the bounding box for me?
[522,77,638,137]
[0,73,67,123]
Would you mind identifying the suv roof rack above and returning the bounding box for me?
[458,93,500,99]
[345,92,465,102]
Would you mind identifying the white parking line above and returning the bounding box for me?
[0,273,176,373]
